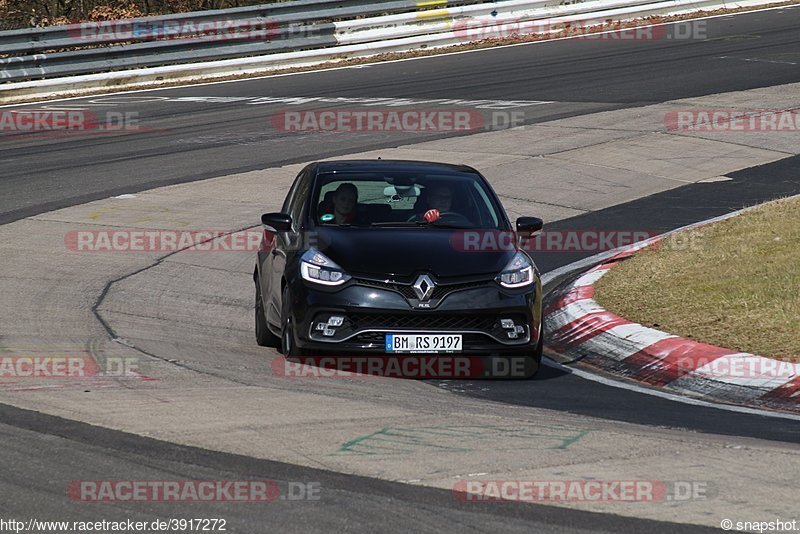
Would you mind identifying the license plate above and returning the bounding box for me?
[385,334,462,353]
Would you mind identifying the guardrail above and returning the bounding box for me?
[0,0,491,55]
[0,0,495,82]
[0,0,772,88]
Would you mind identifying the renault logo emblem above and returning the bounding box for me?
[413,274,435,301]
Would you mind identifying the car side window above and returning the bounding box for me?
[287,170,311,231]
[281,170,305,213]
[282,168,306,214]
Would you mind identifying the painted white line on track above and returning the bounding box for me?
[716,55,799,65]
[0,3,798,109]
[75,95,552,110]
[543,357,800,422]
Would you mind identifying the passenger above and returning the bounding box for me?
[331,183,358,225]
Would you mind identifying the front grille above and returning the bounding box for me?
[353,278,491,301]
[349,314,496,331]
[355,279,417,299]
[431,280,488,299]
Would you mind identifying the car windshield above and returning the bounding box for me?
[312,171,503,229]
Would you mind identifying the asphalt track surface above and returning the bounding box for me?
[1,7,800,532]
[0,404,718,534]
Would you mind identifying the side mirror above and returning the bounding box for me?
[261,212,292,232]
[516,216,544,233]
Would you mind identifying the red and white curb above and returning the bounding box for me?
[544,243,800,415]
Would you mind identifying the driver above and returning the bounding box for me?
[426,185,453,213]
[409,183,470,224]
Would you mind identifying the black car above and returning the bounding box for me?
[254,160,544,377]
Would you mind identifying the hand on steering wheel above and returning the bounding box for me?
[407,210,471,225]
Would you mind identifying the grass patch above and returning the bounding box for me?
[593,196,800,362]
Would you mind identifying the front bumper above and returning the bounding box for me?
[288,276,542,356]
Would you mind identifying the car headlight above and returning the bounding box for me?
[300,249,351,286]
[496,251,534,288]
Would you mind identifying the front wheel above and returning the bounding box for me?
[255,277,280,348]
[492,332,544,380]
[527,330,544,379]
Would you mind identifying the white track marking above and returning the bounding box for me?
[543,357,800,421]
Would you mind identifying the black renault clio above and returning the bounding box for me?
[254,160,544,376]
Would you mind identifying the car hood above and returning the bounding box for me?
[313,226,517,279]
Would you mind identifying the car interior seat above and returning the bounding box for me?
[317,190,335,218]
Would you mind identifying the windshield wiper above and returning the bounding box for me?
[369,220,476,229]
[428,221,475,229]
[369,221,428,227]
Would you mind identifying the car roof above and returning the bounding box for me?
[312,159,479,175]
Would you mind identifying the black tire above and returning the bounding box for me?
[280,285,306,357]
[527,329,544,379]
[255,277,280,348]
